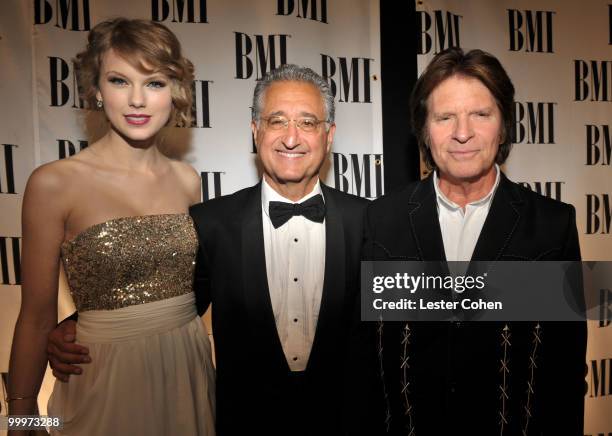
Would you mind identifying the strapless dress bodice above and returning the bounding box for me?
[60,214,198,312]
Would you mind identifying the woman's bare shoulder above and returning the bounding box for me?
[169,159,201,204]
[24,153,101,204]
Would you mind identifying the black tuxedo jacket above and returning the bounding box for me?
[363,173,587,436]
[190,183,374,436]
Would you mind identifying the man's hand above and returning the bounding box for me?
[46,320,90,382]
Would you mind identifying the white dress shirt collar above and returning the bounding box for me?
[433,165,501,261]
[433,164,501,212]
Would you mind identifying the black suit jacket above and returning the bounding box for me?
[190,183,375,436]
[363,173,587,436]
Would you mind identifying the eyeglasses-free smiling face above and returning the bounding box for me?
[251,81,336,196]
[426,74,502,187]
[96,49,173,144]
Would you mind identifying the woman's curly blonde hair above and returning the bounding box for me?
[75,18,194,127]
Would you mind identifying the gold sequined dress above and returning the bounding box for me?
[47,214,215,436]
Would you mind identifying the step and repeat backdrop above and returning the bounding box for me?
[0,0,610,433]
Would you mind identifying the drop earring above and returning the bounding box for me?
[96,99,103,108]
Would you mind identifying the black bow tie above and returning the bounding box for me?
[268,194,326,228]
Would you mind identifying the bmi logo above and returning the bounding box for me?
[416,10,461,55]
[507,10,554,53]
[588,358,612,397]
[1,144,17,195]
[34,0,90,31]
[333,153,383,199]
[320,56,373,103]
[586,125,610,165]
[185,80,212,128]
[152,0,208,23]
[518,181,563,201]
[574,60,612,102]
[235,33,290,80]
[586,194,611,234]
[58,139,88,159]
[513,102,556,144]
[277,0,327,23]
[48,57,85,108]
[0,237,21,285]
[200,172,223,201]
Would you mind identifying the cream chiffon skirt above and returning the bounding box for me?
[48,292,215,435]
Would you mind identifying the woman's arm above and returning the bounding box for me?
[8,165,67,416]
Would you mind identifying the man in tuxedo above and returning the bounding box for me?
[47,64,382,435]
[365,47,587,435]
[189,64,382,435]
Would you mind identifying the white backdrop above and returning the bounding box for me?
[1,0,610,433]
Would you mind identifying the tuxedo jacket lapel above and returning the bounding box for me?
[241,183,289,372]
[408,175,447,261]
[471,174,523,261]
[307,185,346,372]
[462,175,523,321]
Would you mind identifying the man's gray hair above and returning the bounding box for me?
[251,64,335,125]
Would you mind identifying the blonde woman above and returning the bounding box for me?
[8,18,215,435]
